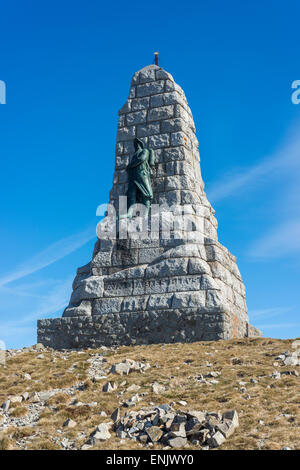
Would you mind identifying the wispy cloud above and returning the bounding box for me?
[207,126,300,203]
[0,225,96,287]
[249,306,293,320]
[249,220,300,258]
[0,277,73,337]
[256,322,300,330]
[17,277,72,324]
[207,124,300,260]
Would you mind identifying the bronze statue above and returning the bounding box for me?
[124,138,155,218]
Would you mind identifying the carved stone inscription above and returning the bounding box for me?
[103,276,202,297]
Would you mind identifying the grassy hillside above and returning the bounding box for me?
[0,337,299,450]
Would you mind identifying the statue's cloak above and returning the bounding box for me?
[127,148,154,199]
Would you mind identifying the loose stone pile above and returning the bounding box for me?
[110,358,151,375]
[111,404,239,449]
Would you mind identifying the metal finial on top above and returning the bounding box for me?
[154,52,159,66]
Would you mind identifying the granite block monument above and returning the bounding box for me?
[38,62,261,348]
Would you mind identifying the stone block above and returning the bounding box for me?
[131,97,150,111]
[171,131,191,149]
[145,258,188,279]
[136,81,165,97]
[200,274,219,290]
[147,293,174,309]
[137,122,160,137]
[92,251,112,267]
[148,133,170,148]
[172,291,205,308]
[122,296,148,312]
[207,431,225,448]
[148,105,174,121]
[93,298,123,314]
[103,280,133,297]
[165,80,175,92]
[117,126,136,141]
[126,110,147,125]
[156,69,174,81]
[188,258,211,274]
[161,118,184,133]
[165,175,192,191]
[158,190,181,206]
[118,101,131,115]
[164,146,189,162]
[63,300,92,317]
[70,276,104,305]
[138,247,163,264]
[138,68,156,83]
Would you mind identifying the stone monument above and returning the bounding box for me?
[38,63,261,349]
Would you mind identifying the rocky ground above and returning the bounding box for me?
[0,337,299,450]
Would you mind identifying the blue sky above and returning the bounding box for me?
[0,0,300,348]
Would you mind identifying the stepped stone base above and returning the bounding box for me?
[37,310,261,350]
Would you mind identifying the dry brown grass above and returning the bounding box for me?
[0,337,299,450]
[26,438,61,450]
[8,406,28,418]
[0,432,14,450]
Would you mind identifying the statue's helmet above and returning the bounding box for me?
[134,137,144,150]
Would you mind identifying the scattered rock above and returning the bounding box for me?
[39,391,56,401]
[281,370,299,377]
[231,358,243,365]
[110,362,131,376]
[10,396,23,404]
[276,350,299,366]
[223,410,239,429]
[127,384,141,392]
[63,418,77,428]
[146,426,163,442]
[92,375,107,382]
[207,430,225,448]
[205,371,221,378]
[152,382,166,394]
[270,371,281,379]
[1,400,10,412]
[169,422,186,438]
[283,356,298,366]
[123,393,141,407]
[81,444,92,450]
[89,423,111,443]
[29,392,41,403]
[110,359,150,376]
[168,436,187,448]
[111,408,121,422]
[102,381,117,393]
